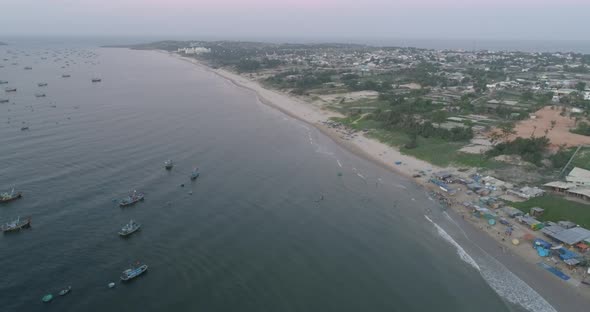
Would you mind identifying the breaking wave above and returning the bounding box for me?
[426,214,557,312]
[424,215,480,271]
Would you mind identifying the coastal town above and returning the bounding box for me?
[133,40,590,296]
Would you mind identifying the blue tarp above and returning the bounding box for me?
[536,247,549,257]
[556,247,579,261]
[429,178,454,193]
[537,262,570,281]
[533,238,552,250]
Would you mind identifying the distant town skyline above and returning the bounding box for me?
[2,0,590,41]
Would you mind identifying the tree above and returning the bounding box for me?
[576,81,587,92]
[550,120,557,129]
[432,110,448,126]
[499,123,516,140]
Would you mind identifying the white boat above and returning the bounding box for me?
[119,220,141,237]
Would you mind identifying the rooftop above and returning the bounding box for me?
[553,227,590,245]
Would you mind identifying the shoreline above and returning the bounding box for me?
[168,51,443,181]
[161,50,590,311]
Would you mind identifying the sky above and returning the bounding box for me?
[1,0,590,41]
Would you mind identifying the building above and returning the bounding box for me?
[565,167,590,185]
[566,187,590,201]
[544,168,590,201]
[530,207,544,217]
[502,206,524,218]
[507,186,544,199]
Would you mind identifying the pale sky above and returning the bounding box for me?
[2,0,590,41]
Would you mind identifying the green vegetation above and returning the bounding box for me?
[551,147,590,171]
[510,194,590,228]
[570,121,590,136]
[487,136,550,166]
[333,116,501,168]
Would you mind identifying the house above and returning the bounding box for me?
[566,167,590,185]
[502,206,524,218]
[517,215,544,230]
[558,221,577,229]
[508,186,544,199]
[566,187,590,201]
[530,207,544,217]
[541,223,566,240]
[543,181,577,193]
[552,227,590,246]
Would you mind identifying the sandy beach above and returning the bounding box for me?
[166,51,590,311]
[171,52,442,180]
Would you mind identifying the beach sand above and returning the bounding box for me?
[165,51,590,311]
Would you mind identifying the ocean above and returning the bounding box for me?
[0,43,559,311]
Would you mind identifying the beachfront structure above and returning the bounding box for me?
[516,215,543,230]
[542,223,590,246]
[565,167,590,185]
[502,206,524,218]
[507,186,544,200]
[530,207,544,217]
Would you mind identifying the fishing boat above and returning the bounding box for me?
[119,190,144,207]
[58,286,72,296]
[42,294,53,303]
[118,220,141,237]
[0,98,9,103]
[20,126,29,131]
[0,80,8,84]
[24,66,32,70]
[120,263,148,282]
[190,167,200,180]
[61,74,71,78]
[164,160,173,170]
[35,93,46,98]
[37,82,48,87]
[1,216,32,233]
[4,87,16,92]
[0,188,22,203]
[91,78,102,83]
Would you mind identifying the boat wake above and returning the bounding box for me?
[426,214,557,312]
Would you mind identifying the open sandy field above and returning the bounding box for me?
[508,106,590,150]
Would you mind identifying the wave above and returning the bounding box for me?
[429,214,557,312]
[424,215,481,271]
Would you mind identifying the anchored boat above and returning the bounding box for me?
[119,220,141,237]
[119,190,144,207]
[37,82,48,87]
[0,188,22,203]
[190,167,200,180]
[164,160,173,170]
[61,74,71,78]
[1,216,32,233]
[91,78,102,82]
[120,263,148,282]
[58,286,72,296]
[5,87,16,92]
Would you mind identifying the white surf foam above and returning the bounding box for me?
[436,213,557,312]
[424,215,481,271]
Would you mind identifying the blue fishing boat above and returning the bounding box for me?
[120,263,148,282]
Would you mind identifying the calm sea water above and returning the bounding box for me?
[0,44,554,311]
